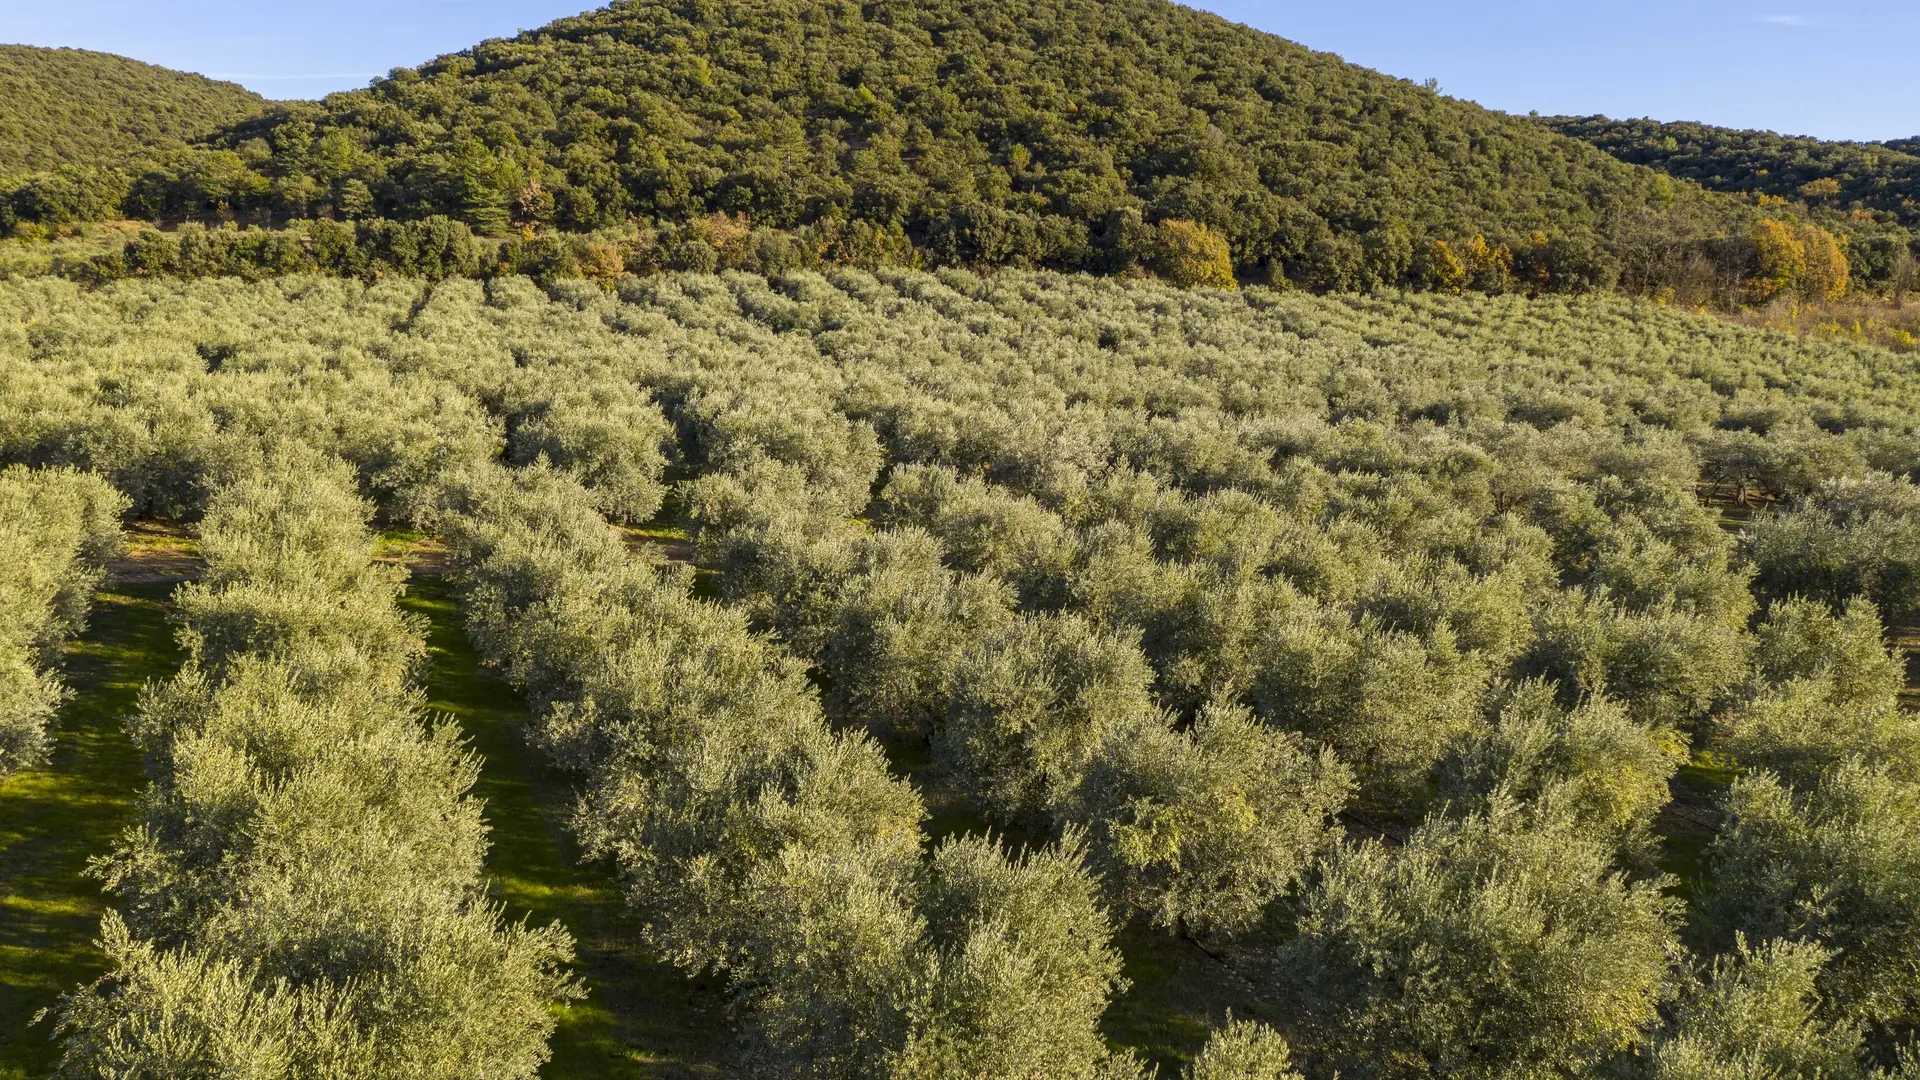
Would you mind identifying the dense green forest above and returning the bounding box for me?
[186,0,1702,285]
[0,46,265,172]
[3,268,1920,1076]
[9,2,1920,302]
[1549,115,1920,228]
[0,0,1896,298]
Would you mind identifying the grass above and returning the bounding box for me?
[0,582,183,1080]
[1101,922,1281,1073]
[398,574,736,1079]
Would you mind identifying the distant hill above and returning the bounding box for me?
[0,45,266,173]
[192,0,1737,288]
[1547,116,1920,228]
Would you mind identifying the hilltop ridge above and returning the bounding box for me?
[7,2,1918,300]
[0,45,267,174]
[189,0,1724,287]
[1548,114,1920,229]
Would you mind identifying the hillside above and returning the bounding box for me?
[1547,115,1920,228]
[177,0,1737,288]
[0,45,266,173]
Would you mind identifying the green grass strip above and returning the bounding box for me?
[0,583,181,1080]
[400,575,735,1080]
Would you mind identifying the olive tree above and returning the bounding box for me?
[1069,704,1351,934]
[1703,764,1920,1030]
[1283,797,1679,1080]
[1641,937,1867,1080]
[0,465,126,774]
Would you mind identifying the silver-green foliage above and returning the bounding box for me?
[1068,704,1351,934]
[13,268,1920,1070]
[53,450,577,1080]
[1704,763,1920,1030]
[1747,474,1920,625]
[1182,1019,1303,1080]
[941,612,1159,825]
[440,462,1128,1079]
[505,365,673,524]
[1284,797,1679,1080]
[0,464,125,774]
[1437,680,1682,848]
[1718,597,1918,788]
[1643,937,1867,1080]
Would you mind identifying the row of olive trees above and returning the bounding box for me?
[0,465,124,776]
[8,268,1920,1075]
[1707,473,1920,1062]
[672,414,1710,1080]
[623,271,1920,1077]
[49,449,577,1078]
[684,452,1354,938]
[1694,586,1920,1064]
[437,459,1296,1079]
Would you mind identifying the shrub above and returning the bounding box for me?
[1070,704,1352,934]
[1703,764,1920,1029]
[1747,474,1920,625]
[1642,937,1867,1080]
[1437,680,1682,846]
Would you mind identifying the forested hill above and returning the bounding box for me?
[196,0,1729,288]
[1548,115,1920,229]
[0,46,266,173]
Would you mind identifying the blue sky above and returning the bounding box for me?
[2,1,1914,141]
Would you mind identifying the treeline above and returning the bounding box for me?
[50,448,578,1076]
[40,213,922,287]
[0,466,124,776]
[30,206,1920,310]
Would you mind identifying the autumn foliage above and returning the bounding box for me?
[1151,219,1237,289]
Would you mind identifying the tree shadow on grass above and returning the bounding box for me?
[0,583,181,1080]
[401,575,738,1080]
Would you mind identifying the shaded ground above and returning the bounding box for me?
[1897,625,1920,708]
[3,530,736,1079]
[0,583,182,1079]
[105,521,201,584]
[1104,923,1280,1074]
[399,575,738,1079]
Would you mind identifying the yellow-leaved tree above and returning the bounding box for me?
[1795,223,1849,302]
[1749,219,1848,304]
[1152,220,1237,289]
[1749,219,1807,303]
[1459,234,1514,293]
[1425,239,1468,294]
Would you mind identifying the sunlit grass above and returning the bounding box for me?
[0,583,181,1080]
[399,575,735,1079]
